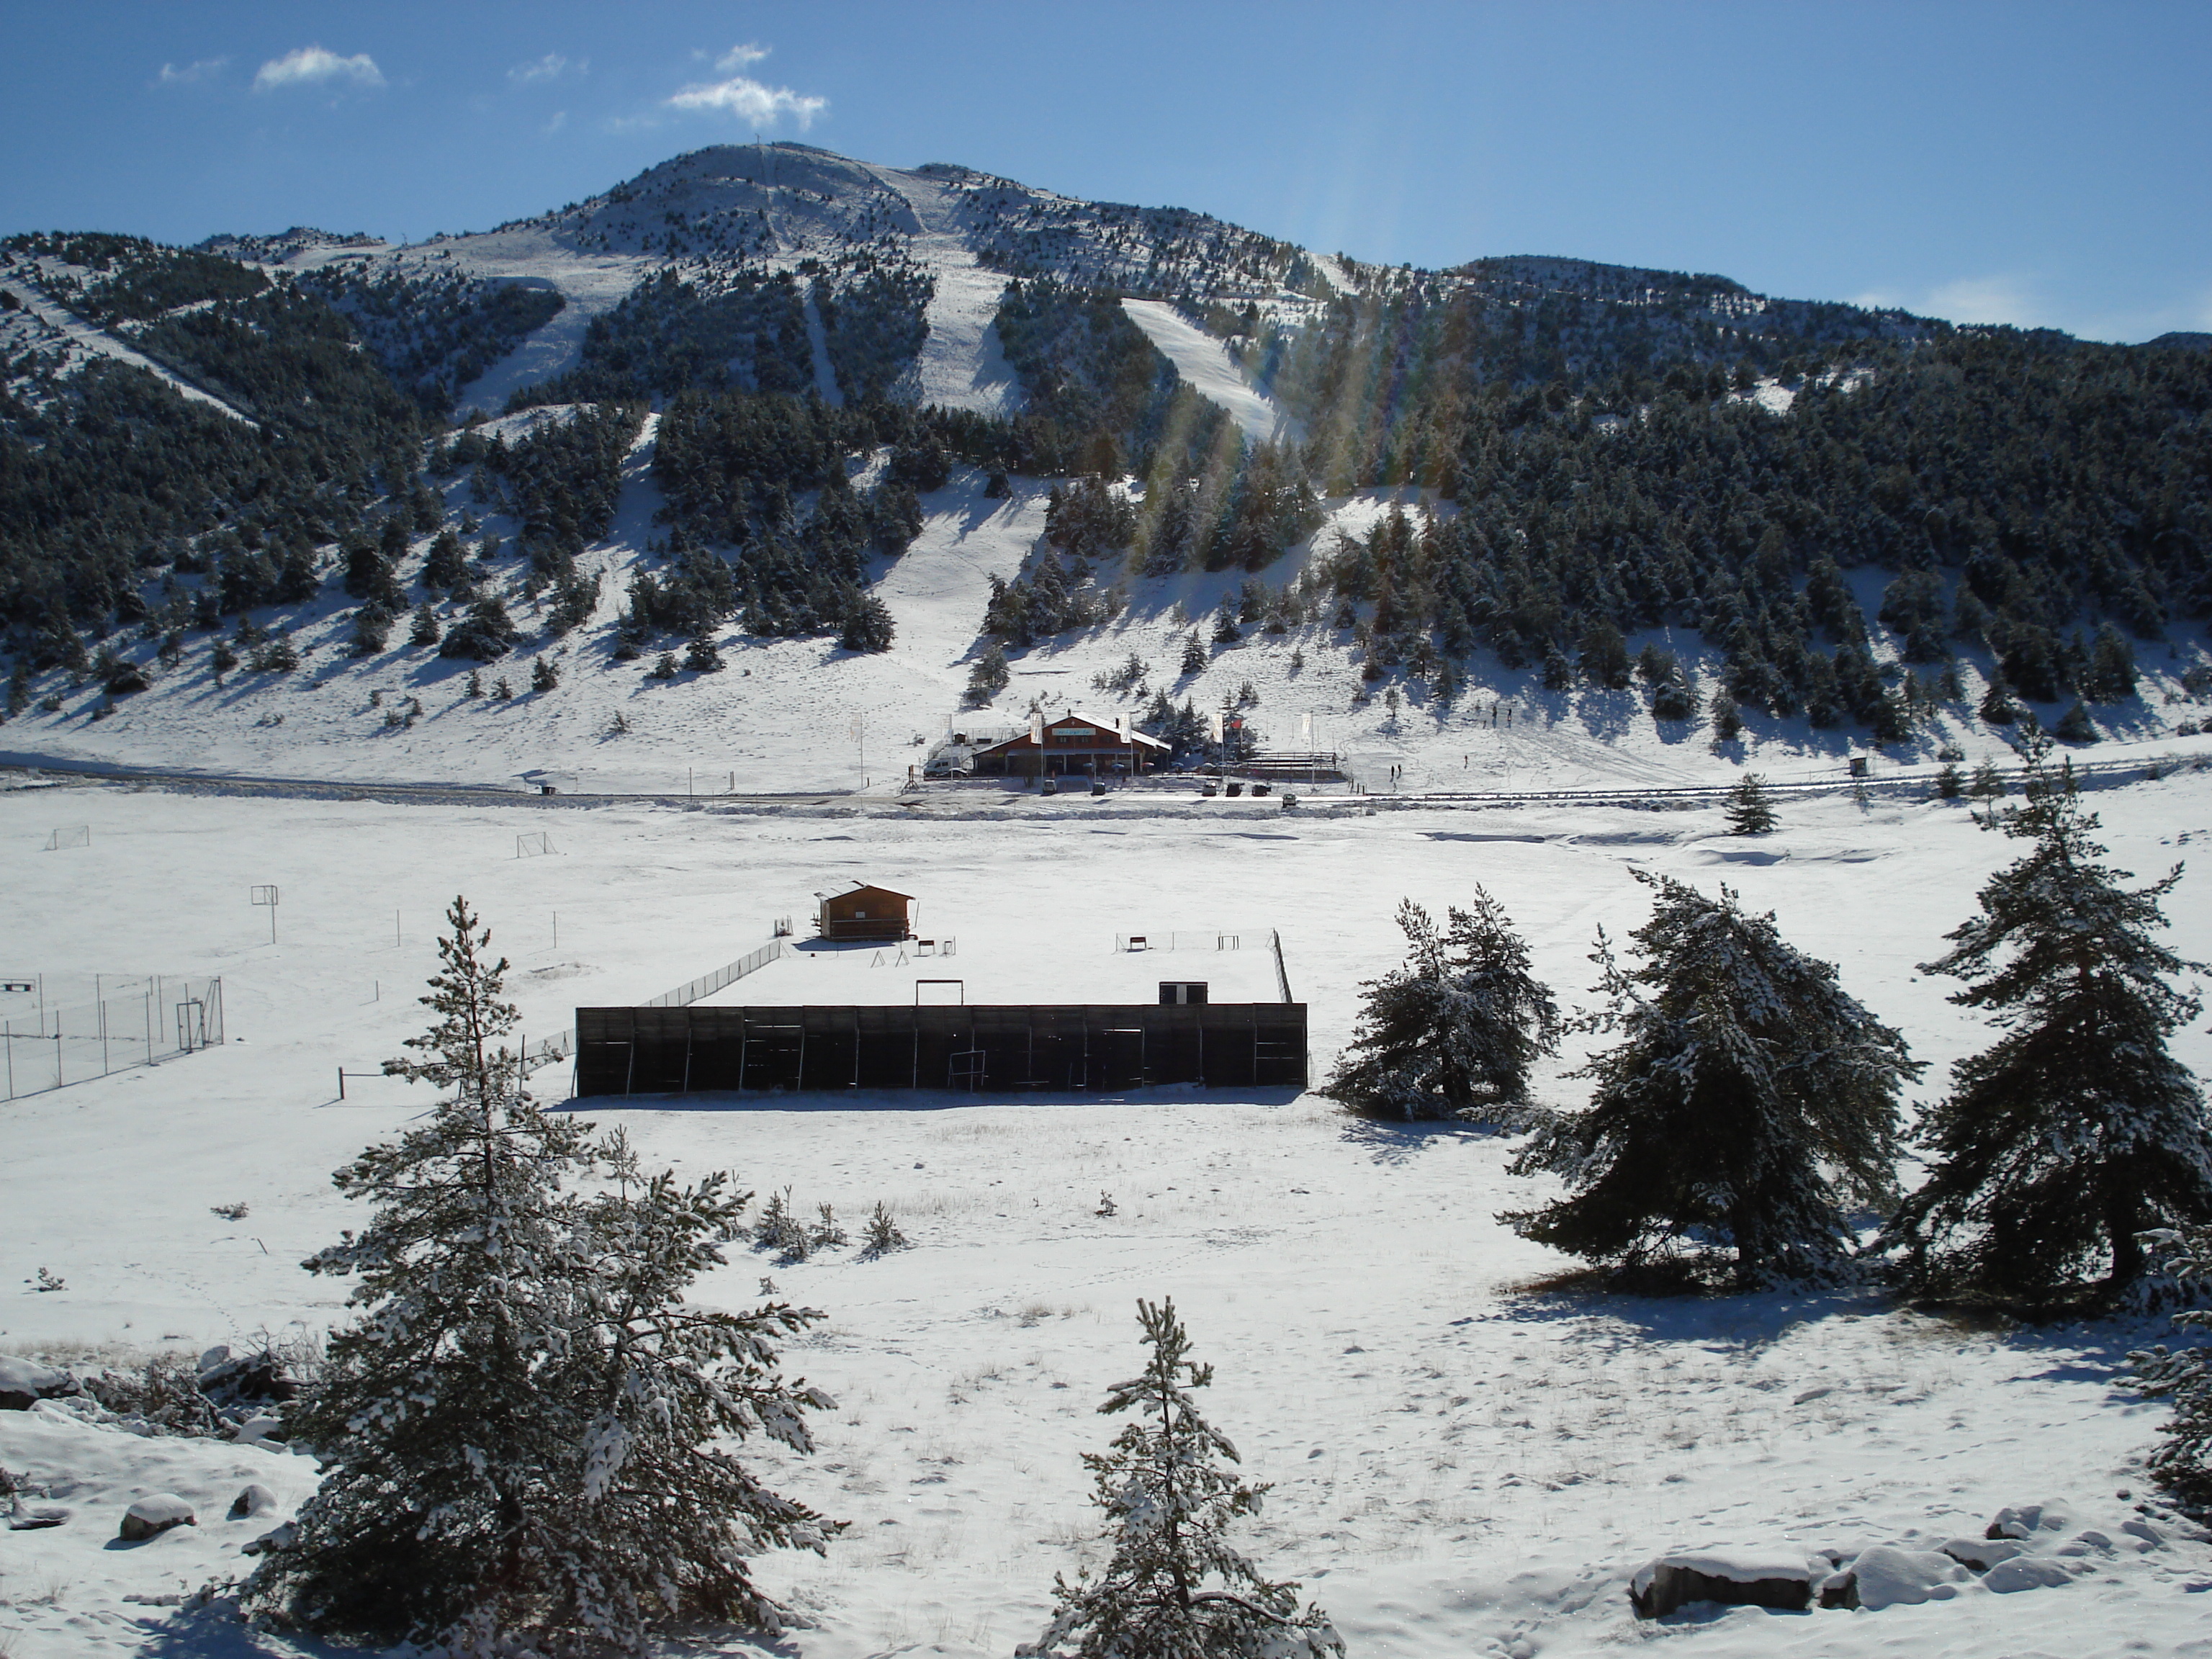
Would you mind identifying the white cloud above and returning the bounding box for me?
[544,111,569,135]
[1923,275,2051,331]
[509,53,582,86]
[253,45,385,93]
[665,73,825,130]
[157,58,228,85]
[716,42,770,73]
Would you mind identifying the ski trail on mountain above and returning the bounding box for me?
[8,285,260,427]
[867,166,1022,415]
[1120,298,1295,446]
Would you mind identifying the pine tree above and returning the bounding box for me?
[838,591,896,653]
[530,656,559,692]
[409,601,441,647]
[683,634,724,673]
[2054,698,2098,742]
[1505,872,1917,1289]
[1708,688,1743,742]
[1018,1300,1340,1659]
[1725,773,1777,835]
[243,899,842,1650]
[2130,1228,2212,1511]
[465,667,483,698]
[963,642,1011,707]
[1180,631,1207,675]
[1321,893,1561,1125]
[1881,750,2212,1305]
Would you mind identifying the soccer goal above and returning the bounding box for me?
[43,826,89,851]
[516,832,558,858]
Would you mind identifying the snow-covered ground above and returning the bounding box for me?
[7,773,2212,1657]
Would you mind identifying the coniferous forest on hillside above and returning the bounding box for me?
[1,163,2209,744]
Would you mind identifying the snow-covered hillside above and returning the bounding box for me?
[6,774,2212,1658]
[4,428,2202,801]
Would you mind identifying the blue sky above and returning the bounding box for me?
[4,1,2208,342]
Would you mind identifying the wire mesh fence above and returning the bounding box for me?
[1,975,224,1100]
[642,940,795,1010]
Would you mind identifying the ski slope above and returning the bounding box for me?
[1122,297,1297,445]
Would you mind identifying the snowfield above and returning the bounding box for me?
[7,774,2212,1657]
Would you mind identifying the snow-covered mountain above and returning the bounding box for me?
[3,144,2208,798]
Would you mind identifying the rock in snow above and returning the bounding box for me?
[1984,1555,2078,1593]
[0,1354,76,1410]
[117,1493,195,1541]
[1988,1500,2074,1539]
[1939,1534,2029,1571]
[1629,1547,1816,1617]
[1826,1545,1977,1611]
[228,1483,278,1519]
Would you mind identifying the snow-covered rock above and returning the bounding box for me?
[228,1483,278,1519]
[1984,1555,2077,1593]
[1830,1545,1977,1610]
[1939,1534,2028,1571]
[1628,1546,1817,1617]
[117,1493,195,1541]
[0,1355,76,1410]
[1989,1499,2075,1539]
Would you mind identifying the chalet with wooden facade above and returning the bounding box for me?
[817,883,914,943]
[971,711,1169,778]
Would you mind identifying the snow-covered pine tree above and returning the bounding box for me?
[2129,1227,2212,1511]
[243,897,842,1652]
[1019,1299,1341,1659]
[1320,893,1560,1124]
[1725,772,1777,835]
[1504,871,1918,1289]
[1880,750,2212,1305]
[964,642,1010,706]
[839,590,896,653]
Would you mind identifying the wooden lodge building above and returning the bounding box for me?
[970,711,1169,778]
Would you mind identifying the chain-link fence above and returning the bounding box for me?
[1,975,224,1100]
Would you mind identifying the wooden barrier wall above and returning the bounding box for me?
[573,1002,1308,1097]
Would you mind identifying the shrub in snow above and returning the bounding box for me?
[752,1187,817,1260]
[1019,1298,1341,1659]
[1506,871,1917,1290]
[1884,743,2212,1307]
[241,896,842,1650]
[81,1352,223,1437]
[1321,892,1560,1125]
[860,1200,908,1256]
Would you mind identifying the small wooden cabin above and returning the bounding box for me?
[817,883,914,943]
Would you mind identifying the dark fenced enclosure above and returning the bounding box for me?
[574,1002,1308,1097]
